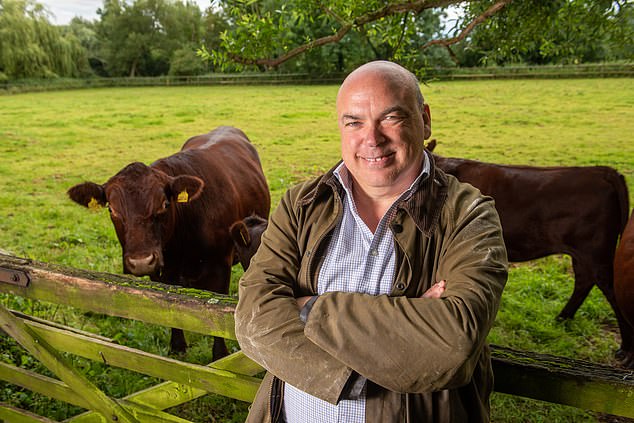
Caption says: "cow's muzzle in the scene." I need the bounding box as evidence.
[125,253,161,277]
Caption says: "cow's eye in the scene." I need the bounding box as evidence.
[157,199,170,214]
[108,205,119,218]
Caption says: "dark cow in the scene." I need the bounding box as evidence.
[229,214,268,271]
[427,141,631,359]
[615,211,634,368]
[68,126,270,360]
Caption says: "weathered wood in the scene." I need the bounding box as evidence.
[71,352,264,422]
[0,361,83,408]
[0,402,58,423]
[491,345,634,417]
[0,253,237,339]
[0,303,140,423]
[66,400,196,423]
[21,317,261,402]
[0,363,198,423]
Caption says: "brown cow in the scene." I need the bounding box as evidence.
[229,214,268,271]
[68,126,270,360]
[615,211,634,368]
[427,141,631,360]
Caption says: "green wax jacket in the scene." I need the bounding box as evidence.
[235,153,508,422]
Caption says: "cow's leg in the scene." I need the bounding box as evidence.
[208,262,232,362]
[170,328,187,354]
[212,336,229,361]
[598,292,633,362]
[616,324,634,365]
[591,262,634,363]
[557,256,594,320]
[622,352,634,369]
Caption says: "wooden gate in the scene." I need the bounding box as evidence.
[0,252,633,422]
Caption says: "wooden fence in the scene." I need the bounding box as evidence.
[2,63,633,94]
[0,252,633,422]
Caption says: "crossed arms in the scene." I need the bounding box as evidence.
[234,182,508,404]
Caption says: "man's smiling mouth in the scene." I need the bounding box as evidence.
[359,152,395,163]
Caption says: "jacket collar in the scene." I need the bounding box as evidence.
[298,151,448,236]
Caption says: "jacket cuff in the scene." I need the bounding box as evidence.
[339,371,367,401]
[299,296,318,323]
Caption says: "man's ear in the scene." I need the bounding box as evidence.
[169,175,204,204]
[68,182,106,209]
[423,103,432,140]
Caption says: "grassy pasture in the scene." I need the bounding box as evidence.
[0,78,633,422]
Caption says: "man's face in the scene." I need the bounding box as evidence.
[337,71,431,197]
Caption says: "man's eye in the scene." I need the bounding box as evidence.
[345,121,361,127]
[384,114,403,122]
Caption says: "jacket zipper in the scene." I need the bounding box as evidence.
[304,191,343,291]
[270,376,284,422]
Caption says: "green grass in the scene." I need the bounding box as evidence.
[0,79,633,422]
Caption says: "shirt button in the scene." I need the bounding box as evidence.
[370,249,378,257]
[396,282,406,290]
[392,223,403,233]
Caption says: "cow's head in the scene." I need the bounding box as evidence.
[229,214,268,271]
[68,162,204,278]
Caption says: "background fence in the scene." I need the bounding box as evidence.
[2,63,633,94]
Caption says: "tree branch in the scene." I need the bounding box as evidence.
[222,0,480,69]
[227,23,354,68]
[421,0,513,51]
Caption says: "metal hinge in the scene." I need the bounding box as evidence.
[0,267,30,287]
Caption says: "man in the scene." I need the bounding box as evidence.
[235,60,508,422]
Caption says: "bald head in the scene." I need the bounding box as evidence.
[337,61,424,110]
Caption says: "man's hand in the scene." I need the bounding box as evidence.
[423,280,446,298]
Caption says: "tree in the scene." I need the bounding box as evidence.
[457,0,634,66]
[64,17,104,75]
[96,0,206,77]
[201,0,632,72]
[200,0,507,72]
[0,0,90,79]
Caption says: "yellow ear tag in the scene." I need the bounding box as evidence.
[177,190,189,203]
[88,197,101,210]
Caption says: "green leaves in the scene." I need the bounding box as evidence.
[0,0,89,78]
[207,0,450,71]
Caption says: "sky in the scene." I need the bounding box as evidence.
[39,0,214,25]
[40,1,462,26]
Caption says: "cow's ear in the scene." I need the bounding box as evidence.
[68,182,106,209]
[230,221,251,247]
[169,175,204,204]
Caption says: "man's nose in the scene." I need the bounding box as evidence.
[364,124,386,147]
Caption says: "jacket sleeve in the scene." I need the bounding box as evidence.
[234,187,352,404]
[303,186,508,393]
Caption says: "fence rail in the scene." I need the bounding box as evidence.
[0,252,633,421]
[2,64,633,94]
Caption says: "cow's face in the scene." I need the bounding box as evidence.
[68,162,204,278]
[229,215,268,271]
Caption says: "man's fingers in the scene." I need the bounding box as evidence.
[422,280,446,298]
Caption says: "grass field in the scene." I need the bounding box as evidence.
[0,78,633,422]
